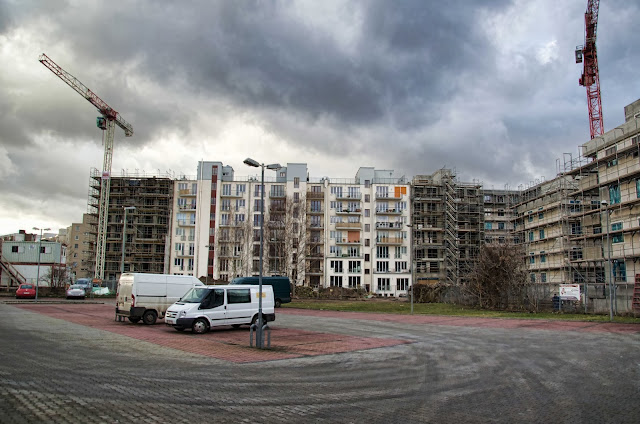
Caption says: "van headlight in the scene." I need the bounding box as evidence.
[179,310,187,317]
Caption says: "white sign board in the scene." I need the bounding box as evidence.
[559,284,580,301]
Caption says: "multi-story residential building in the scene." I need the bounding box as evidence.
[87,170,173,282]
[410,170,484,286]
[562,98,640,313]
[513,176,596,295]
[66,214,94,280]
[168,179,198,276]
[482,188,520,245]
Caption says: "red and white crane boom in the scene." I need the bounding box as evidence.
[39,53,133,281]
[575,0,604,139]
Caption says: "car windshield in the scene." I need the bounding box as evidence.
[20,285,33,289]
[179,287,210,303]
[69,285,83,289]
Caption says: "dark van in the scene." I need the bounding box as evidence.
[230,276,291,307]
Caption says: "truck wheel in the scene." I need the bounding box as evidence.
[128,317,141,323]
[275,298,282,308]
[142,310,157,325]
[192,318,209,334]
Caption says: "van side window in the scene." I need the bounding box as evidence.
[202,289,225,309]
[227,289,251,304]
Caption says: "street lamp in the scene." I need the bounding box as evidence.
[32,227,51,301]
[244,157,281,348]
[406,224,415,314]
[121,206,136,277]
[601,200,614,321]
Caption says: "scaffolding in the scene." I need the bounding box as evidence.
[87,169,174,282]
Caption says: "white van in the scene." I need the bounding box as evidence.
[116,273,204,325]
[165,284,275,334]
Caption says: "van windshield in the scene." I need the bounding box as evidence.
[179,287,210,303]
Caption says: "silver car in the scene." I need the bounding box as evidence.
[66,285,86,300]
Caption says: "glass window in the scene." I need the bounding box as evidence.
[227,289,251,304]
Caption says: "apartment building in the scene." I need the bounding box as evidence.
[562,99,640,312]
[410,170,484,286]
[65,214,94,280]
[482,189,520,244]
[87,170,173,282]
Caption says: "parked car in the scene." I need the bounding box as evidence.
[66,284,86,300]
[15,284,36,299]
[74,278,93,294]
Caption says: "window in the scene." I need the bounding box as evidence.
[74,244,78,248]
[348,276,361,288]
[540,273,547,283]
[294,177,300,188]
[529,231,534,241]
[540,252,546,263]
[377,246,389,258]
[377,278,390,291]
[612,222,624,243]
[485,222,493,230]
[365,194,370,202]
[330,260,343,273]
[609,184,621,205]
[530,273,536,283]
[538,212,544,220]
[396,278,409,291]
[539,229,545,239]
[11,246,18,253]
[498,222,505,230]
[227,289,251,304]
[530,254,535,264]
[330,276,343,287]
[395,261,407,272]
[376,261,389,272]
[613,261,626,282]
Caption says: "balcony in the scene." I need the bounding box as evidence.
[376,237,404,245]
[376,208,403,215]
[336,208,361,215]
[375,222,403,229]
[307,191,324,199]
[307,208,324,214]
[308,222,324,229]
[335,193,362,200]
[269,191,286,199]
[336,222,362,229]
[177,203,196,211]
[335,239,361,245]
[376,193,403,200]
[177,220,196,227]
[179,189,197,197]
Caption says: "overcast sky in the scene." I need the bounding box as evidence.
[1,0,638,236]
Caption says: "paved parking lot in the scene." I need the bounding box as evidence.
[2,300,640,423]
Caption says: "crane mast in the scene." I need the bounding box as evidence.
[39,53,133,281]
[575,0,604,139]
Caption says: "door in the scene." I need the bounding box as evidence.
[225,288,254,325]
[201,289,227,327]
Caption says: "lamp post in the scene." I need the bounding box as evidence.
[32,227,50,301]
[601,200,614,321]
[121,206,136,277]
[406,224,414,314]
[244,157,281,348]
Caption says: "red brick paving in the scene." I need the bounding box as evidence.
[14,303,410,363]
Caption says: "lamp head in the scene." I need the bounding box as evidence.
[601,200,608,206]
[243,158,260,168]
[266,163,282,170]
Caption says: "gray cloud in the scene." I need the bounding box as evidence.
[0,0,639,234]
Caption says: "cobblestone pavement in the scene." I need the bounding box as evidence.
[1,301,640,423]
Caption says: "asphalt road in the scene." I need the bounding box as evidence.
[1,301,639,423]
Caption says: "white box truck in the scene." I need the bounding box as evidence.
[165,284,275,334]
[115,273,204,325]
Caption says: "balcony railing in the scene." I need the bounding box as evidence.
[376,237,404,244]
[335,222,362,229]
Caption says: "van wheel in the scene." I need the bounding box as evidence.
[275,298,282,308]
[142,310,157,325]
[192,318,209,334]
[128,317,141,323]
[251,314,260,326]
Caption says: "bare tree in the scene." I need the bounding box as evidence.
[42,265,70,289]
[465,242,532,310]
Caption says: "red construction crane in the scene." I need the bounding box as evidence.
[39,53,133,281]
[575,0,604,139]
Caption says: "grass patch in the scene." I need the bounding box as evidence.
[282,299,640,324]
